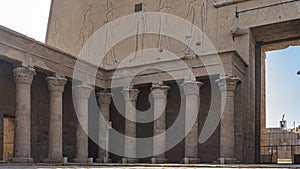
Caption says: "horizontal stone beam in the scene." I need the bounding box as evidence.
[0,26,245,89]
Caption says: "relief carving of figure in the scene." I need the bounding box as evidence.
[129,12,146,62]
[103,0,120,65]
[53,17,62,46]
[184,0,207,55]
[156,0,172,56]
[74,5,95,48]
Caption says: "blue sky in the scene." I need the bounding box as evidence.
[0,0,299,129]
[266,46,300,128]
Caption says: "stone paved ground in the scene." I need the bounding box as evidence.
[0,164,299,169]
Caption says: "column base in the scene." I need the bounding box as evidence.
[182,157,200,164]
[62,157,68,164]
[218,157,239,164]
[122,158,138,163]
[42,157,62,163]
[12,157,33,163]
[96,157,112,163]
[150,157,167,164]
[73,157,93,163]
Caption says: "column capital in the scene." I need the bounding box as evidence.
[151,84,170,99]
[181,80,203,96]
[46,76,67,93]
[216,75,241,93]
[97,91,112,105]
[13,67,36,85]
[72,84,93,100]
[122,87,140,102]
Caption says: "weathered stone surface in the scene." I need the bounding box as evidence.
[12,67,36,163]
[122,87,140,163]
[151,84,169,164]
[181,80,203,164]
[43,76,67,163]
[96,91,112,163]
[72,84,93,163]
[0,0,298,164]
[216,75,241,163]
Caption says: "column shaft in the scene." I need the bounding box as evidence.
[122,88,139,163]
[185,94,199,157]
[44,77,67,163]
[220,91,235,158]
[182,80,203,164]
[73,84,93,163]
[96,92,112,163]
[216,75,240,164]
[12,67,36,163]
[151,85,169,164]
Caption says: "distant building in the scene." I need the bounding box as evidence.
[262,119,300,163]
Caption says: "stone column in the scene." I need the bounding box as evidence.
[12,67,36,163]
[216,75,240,164]
[43,76,67,163]
[72,84,93,163]
[150,84,169,164]
[122,87,139,163]
[96,91,112,163]
[181,80,203,164]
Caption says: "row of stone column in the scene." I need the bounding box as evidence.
[11,66,116,163]
[11,66,240,164]
[72,84,113,163]
[119,81,203,164]
[11,67,68,163]
[119,76,240,164]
